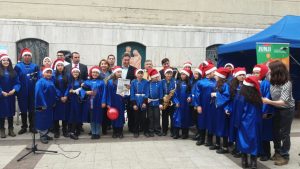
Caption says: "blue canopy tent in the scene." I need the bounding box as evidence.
[217,15,300,100]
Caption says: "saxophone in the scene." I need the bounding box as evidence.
[162,88,176,110]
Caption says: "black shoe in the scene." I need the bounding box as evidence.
[241,154,248,168]
[216,148,229,154]
[181,134,188,139]
[205,142,213,147]
[170,132,174,137]
[119,133,124,139]
[259,155,270,161]
[18,128,27,135]
[250,156,257,169]
[196,140,205,146]
[192,133,200,141]
[155,132,162,136]
[29,128,37,134]
[40,136,48,144]
[144,132,150,137]
[112,133,118,138]
[162,131,167,136]
[91,134,96,139]
[45,135,53,140]
[234,152,242,158]
[134,133,139,138]
[149,132,154,137]
[54,132,60,138]
[95,135,100,139]
[63,131,69,138]
[209,145,220,150]
[70,133,78,140]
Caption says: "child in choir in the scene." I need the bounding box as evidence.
[173,68,193,139]
[35,66,57,144]
[191,68,202,140]
[147,69,163,137]
[67,67,84,140]
[237,76,262,169]
[253,64,273,161]
[82,66,106,139]
[161,68,177,137]
[194,63,217,146]
[38,57,52,79]
[227,67,246,157]
[224,63,235,82]
[0,54,20,138]
[107,66,126,138]
[52,59,70,138]
[130,69,149,138]
[183,61,193,79]
[14,48,39,134]
[211,67,231,153]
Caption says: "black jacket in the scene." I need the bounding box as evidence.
[65,63,88,81]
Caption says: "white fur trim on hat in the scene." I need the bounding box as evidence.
[71,67,80,73]
[180,69,190,77]
[214,71,226,79]
[0,55,9,61]
[224,63,234,69]
[43,57,52,63]
[194,68,202,75]
[112,68,122,74]
[243,80,254,87]
[253,67,261,72]
[205,67,217,75]
[135,69,144,76]
[164,68,173,74]
[183,63,192,68]
[234,71,246,77]
[54,60,64,70]
[22,52,32,57]
[42,68,53,74]
[150,73,160,79]
[91,67,100,74]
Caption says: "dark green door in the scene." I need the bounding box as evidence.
[117,42,146,68]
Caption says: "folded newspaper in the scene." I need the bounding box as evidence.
[116,78,130,96]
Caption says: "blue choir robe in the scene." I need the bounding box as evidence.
[14,62,39,114]
[236,95,262,156]
[173,81,192,128]
[106,79,126,128]
[0,70,21,118]
[260,79,273,142]
[53,73,69,121]
[148,81,163,107]
[161,78,177,110]
[130,79,149,109]
[67,79,84,123]
[82,79,106,124]
[35,78,57,130]
[215,83,230,137]
[194,78,217,133]
[191,78,200,107]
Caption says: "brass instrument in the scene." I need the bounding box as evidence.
[162,88,176,110]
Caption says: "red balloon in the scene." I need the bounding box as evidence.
[107,107,119,120]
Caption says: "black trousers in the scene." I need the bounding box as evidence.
[133,107,146,133]
[147,106,160,132]
[126,100,134,132]
[53,120,68,133]
[0,117,13,129]
[216,136,229,147]
[162,106,174,132]
[21,112,34,129]
[272,107,294,159]
[261,141,271,157]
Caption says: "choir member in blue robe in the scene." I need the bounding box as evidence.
[211,67,231,153]
[161,68,177,137]
[194,63,217,146]
[107,66,126,138]
[253,64,273,161]
[173,68,193,139]
[0,54,21,138]
[226,67,246,157]
[191,68,202,140]
[82,66,106,139]
[38,57,52,79]
[14,48,39,134]
[237,76,262,169]
[67,67,84,140]
[52,59,70,138]
[35,67,57,144]
[130,69,149,138]
[224,63,235,82]
[147,68,163,137]
[98,59,112,135]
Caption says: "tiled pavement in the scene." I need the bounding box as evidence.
[1,119,300,169]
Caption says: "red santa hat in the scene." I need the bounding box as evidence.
[164,68,173,75]
[233,67,246,77]
[194,68,203,76]
[52,59,64,70]
[201,60,213,66]
[42,66,53,74]
[243,76,261,94]
[183,61,192,68]
[148,68,160,79]
[42,57,52,64]
[224,63,235,69]
[71,67,80,73]
[0,53,10,61]
[253,64,269,80]
[180,68,193,77]
[214,67,231,79]
[20,48,32,57]
[203,63,217,75]
[135,69,144,76]
[112,66,122,74]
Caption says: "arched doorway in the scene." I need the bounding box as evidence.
[16,38,49,66]
[206,44,222,65]
[117,42,146,69]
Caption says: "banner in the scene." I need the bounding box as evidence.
[256,43,290,69]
